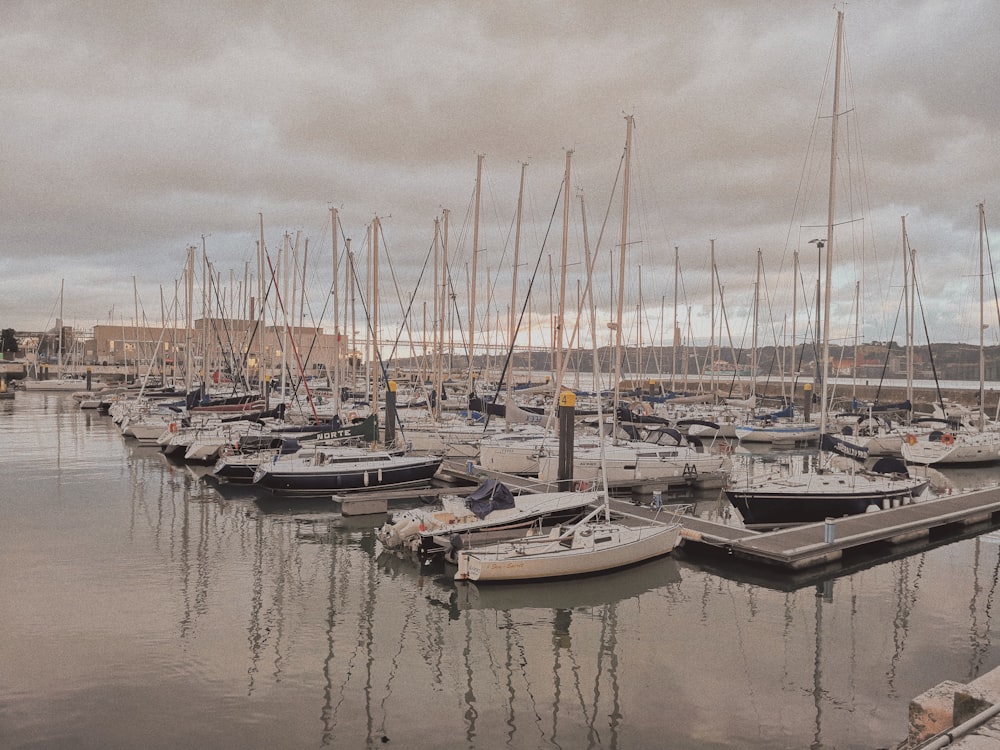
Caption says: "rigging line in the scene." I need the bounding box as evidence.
[378,236,439,439]
[985,209,1000,342]
[204,262,252,393]
[557,148,626,401]
[263,249,319,421]
[483,176,566,430]
[342,229,424,431]
[372,222,417,352]
[382,231,436,367]
[873,304,903,405]
[484,185,522,356]
[756,263,788,396]
[911,254,947,413]
[238,251,279,387]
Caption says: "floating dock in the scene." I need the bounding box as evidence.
[676,486,1000,570]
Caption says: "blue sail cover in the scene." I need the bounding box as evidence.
[464,479,517,519]
[754,404,794,421]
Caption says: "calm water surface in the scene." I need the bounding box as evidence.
[3,392,1000,749]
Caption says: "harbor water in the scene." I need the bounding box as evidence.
[4,392,1000,749]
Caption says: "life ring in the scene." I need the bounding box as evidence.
[348,411,359,421]
[941,433,955,446]
[168,422,178,433]
[904,433,917,446]
[573,480,590,492]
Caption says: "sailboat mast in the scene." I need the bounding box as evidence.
[506,162,527,424]
[819,9,844,437]
[556,150,572,387]
[672,246,679,393]
[57,278,64,376]
[902,215,913,407]
[331,207,341,416]
[752,250,761,397]
[442,209,452,377]
[709,239,716,389]
[185,246,195,390]
[979,202,986,430]
[258,213,266,393]
[371,217,380,421]
[612,115,634,443]
[432,216,441,418]
[792,249,798,384]
[468,154,483,399]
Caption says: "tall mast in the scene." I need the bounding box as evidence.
[432,216,442,418]
[819,8,844,438]
[792,249,798,385]
[978,202,986,430]
[185,246,195,390]
[331,207,341,415]
[612,114,634,444]
[506,162,527,426]
[752,250,761,398]
[371,217,380,420]
[258,213,265,392]
[556,150,572,387]
[442,208,452,377]
[709,239,716,390]
[57,278,64,375]
[468,154,483,398]
[347,238,356,390]
[902,215,913,407]
[279,232,289,399]
[672,246,679,393]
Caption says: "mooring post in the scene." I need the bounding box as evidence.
[824,517,835,543]
[557,390,576,491]
[384,380,397,447]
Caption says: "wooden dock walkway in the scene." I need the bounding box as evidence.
[677,486,1000,570]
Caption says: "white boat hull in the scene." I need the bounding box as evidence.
[454,521,681,582]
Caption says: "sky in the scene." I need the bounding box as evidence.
[3,0,999,353]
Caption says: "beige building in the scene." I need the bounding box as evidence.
[86,319,347,379]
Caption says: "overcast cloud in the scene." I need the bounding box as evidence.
[2,1,998,352]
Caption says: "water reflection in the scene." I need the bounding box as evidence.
[8,392,1000,748]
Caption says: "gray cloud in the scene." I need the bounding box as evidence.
[2,0,997,351]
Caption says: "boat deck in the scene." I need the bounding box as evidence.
[674,486,1000,570]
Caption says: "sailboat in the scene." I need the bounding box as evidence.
[453,117,684,582]
[724,10,928,528]
[23,280,105,392]
[453,501,682,582]
[733,250,819,445]
[901,203,1000,466]
[376,478,599,558]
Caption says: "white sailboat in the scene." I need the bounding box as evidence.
[901,203,1000,465]
[23,280,105,392]
[453,504,682,583]
[453,116,684,582]
[724,10,928,528]
[376,479,599,558]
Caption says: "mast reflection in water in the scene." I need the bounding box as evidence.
[3,392,1000,749]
